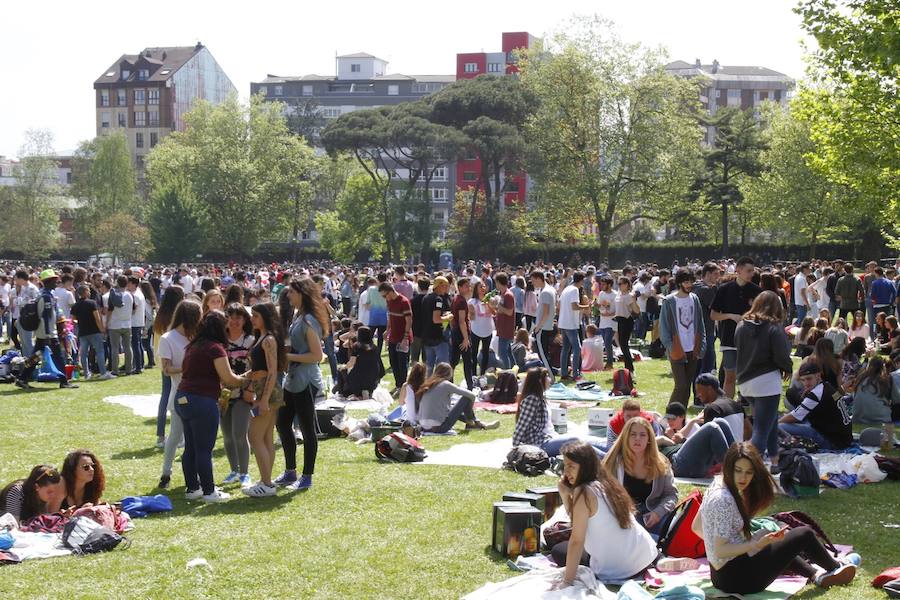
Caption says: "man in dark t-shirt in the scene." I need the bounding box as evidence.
[779,361,852,449]
[710,257,761,398]
[71,285,111,379]
[380,282,412,391]
[421,276,451,375]
[695,373,748,442]
[449,278,474,390]
[409,277,431,364]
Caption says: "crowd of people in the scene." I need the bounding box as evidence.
[2,255,899,592]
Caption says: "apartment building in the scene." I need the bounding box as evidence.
[93,43,235,172]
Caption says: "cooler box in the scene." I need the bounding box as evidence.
[492,503,542,558]
[588,407,615,437]
[526,486,562,522]
[550,405,568,434]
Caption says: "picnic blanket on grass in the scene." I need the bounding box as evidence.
[104,394,158,418]
[474,400,597,414]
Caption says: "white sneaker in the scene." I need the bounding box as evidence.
[185,488,203,500]
[201,489,231,503]
[241,482,277,497]
[100,372,116,380]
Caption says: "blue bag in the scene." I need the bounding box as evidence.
[35,346,65,382]
[119,495,174,518]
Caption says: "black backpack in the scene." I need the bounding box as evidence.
[487,370,518,404]
[771,449,820,497]
[62,516,128,554]
[108,287,124,309]
[648,338,666,359]
[18,299,40,332]
[504,445,551,477]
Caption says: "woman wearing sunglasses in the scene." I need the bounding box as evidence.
[0,465,66,525]
[61,450,106,509]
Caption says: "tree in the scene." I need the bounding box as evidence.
[519,16,703,262]
[147,184,204,263]
[283,97,326,145]
[446,188,531,257]
[71,131,138,247]
[94,212,151,263]
[0,130,61,257]
[696,107,766,256]
[314,173,385,262]
[146,95,318,257]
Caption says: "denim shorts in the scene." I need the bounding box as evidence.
[721,349,737,371]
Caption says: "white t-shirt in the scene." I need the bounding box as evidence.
[595,291,617,329]
[468,297,495,338]
[674,294,696,352]
[130,289,146,328]
[107,289,134,330]
[738,370,783,398]
[0,283,10,308]
[358,290,370,326]
[52,287,76,319]
[158,329,189,406]
[794,273,808,306]
[633,282,648,312]
[180,274,194,294]
[558,284,582,330]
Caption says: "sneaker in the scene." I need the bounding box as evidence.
[239,474,253,489]
[15,380,33,389]
[815,564,856,588]
[273,471,298,487]
[100,372,116,380]
[155,438,165,450]
[157,474,171,489]
[185,488,203,500]
[288,475,312,491]
[843,552,862,567]
[242,482,277,497]
[201,489,231,503]
[60,382,79,389]
[466,419,500,431]
[221,471,240,485]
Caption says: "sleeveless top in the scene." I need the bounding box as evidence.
[250,334,271,372]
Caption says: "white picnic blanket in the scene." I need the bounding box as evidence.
[463,566,617,600]
[103,394,159,418]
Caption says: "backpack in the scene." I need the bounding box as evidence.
[108,287,124,309]
[62,516,128,554]
[771,510,838,556]
[771,449,820,497]
[503,445,551,477]
[648,338,666,359]
[874,456,900,480]
[657,489,706,559]
[18,299,40,332]
[488,370,518,404]
[375,432,427,463]
[611,368,635,396]
[315,406,346,439]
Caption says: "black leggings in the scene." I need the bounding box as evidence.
[471,333,491,376]
[615,316,635,373]
[450,329,475,390]
[711,526,841,594]
[276,386,319,475]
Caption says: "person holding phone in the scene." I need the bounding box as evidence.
[692,443,858,593]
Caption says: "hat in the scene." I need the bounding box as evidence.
[695,373,721,390]
[858,427,883,447]
[665,402,686,419]
[798,361,821,377]
[39,269,58,281]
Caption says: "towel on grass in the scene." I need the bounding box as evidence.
[463,566,616,600]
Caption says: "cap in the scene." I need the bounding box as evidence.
[39,269,58,281]
[695,373,721,390]
[858,427,883,447]
[798,361,821,377]
[665,402,686,419]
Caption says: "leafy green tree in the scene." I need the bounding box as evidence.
[147,184,204,263]
[94,212,152,263]
[519,16,703,262]
[314,173,385,262]
[283,97,326,145]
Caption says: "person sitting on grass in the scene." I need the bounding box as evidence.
[851,355,899,448]
[656,401,736,479]
[333,326,384,398]
[0,465,66,525]
[399,362,426,424]
[580,324,606,373]
[602,417,677,535]
[415,362,498,433]
[512,367,607,457]
[61,450,105,509]
[778,360,852,451]
[606,398,661,446]
[692,443,858,594]
[550,441,658,589]
[511,328,536,371]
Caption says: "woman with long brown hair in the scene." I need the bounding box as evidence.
[550,441,657,589]
[0,465,65,524]
[274,279,330,492]
[735,291,793,464]
[153,285,185,448]
[61,449,106,508]
[415,362,497,433]
[693,443,857,593]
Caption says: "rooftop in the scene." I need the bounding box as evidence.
[337,52,388,61]
[257,73,455,84]
[665,60,792,80]
[94,44,205,86]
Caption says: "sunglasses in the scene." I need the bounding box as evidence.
[81,463,96,472]
[35,467,59,482]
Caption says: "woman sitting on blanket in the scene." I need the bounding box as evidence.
[399,362,426,424]
[602,417,677,535]
[61,449,105,508]
[693,442,857,594]
[0,465,66,525]
[333,326,383,398]
[550,441,658,589]
[580,324,606,372]
[512,367,607,457]
[415,362,498,433]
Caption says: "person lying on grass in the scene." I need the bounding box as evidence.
[692,442,858,594]
[656,402,735,479]
[549,441,658,589]
[0,465,66,525]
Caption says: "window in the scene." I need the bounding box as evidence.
[433,211,445,223]
[487,63,503,73]
[134,89,145,104]
[715,89,721,98]
[463,171,478,182]
[117,89,126,105]
[138,69,149,81]
[351,63,361,72]
[121,69,131,80]
[258,86,267,96]
[100,90,109,106]
[321,107,341,118]
[148,110,159,126]
[387,84,399,96]
[274,85,283,96]
[431,188,448,201]
[464,62,479,73]
[134,111,146,127]
[150,132,158,148]
[412,82,445,93]
[135,132,144,148]
[302,85,313,96]
[505,181,520,193]
[148,89,159,105]
[100,112,110,128]
[727,89,741,98]
[506,51,517,63]
[432,166,447,181]
[117,113,126,127]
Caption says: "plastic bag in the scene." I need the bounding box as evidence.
[847,454,887,483]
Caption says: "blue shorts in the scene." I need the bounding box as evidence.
[721,349,737,371]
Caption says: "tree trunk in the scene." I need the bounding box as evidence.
[721,197,729,257]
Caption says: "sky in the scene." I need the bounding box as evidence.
[0,0,814,158]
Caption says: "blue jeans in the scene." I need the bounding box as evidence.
[746,394,781,460]
[131,326,144,371]
[699,330,717,375]
[428,395,476,433]
[598,327,614,367]
[865,298,876,340]
[324,332,338,379]
[497,337,515,370]
[541,434,606,458]
[16,319,34,357]
[560,328,582,378]
[78,333,107,377]
[424,341,449,375]
[157,373,172,438]
[793,304,808,327]
[778,421,834,450]
[671,418,735,478]
[173,392,220,495]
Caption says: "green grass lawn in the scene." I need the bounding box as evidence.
[0,353,897,599]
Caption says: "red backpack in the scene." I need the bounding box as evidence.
[657,489,706,559]
[611,368,635,396]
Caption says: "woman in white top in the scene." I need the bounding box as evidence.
[157,299,201,489]
[849,310,870,340]
[468,281,495,376]
[523,280,538,332]
[693,443,857,594]
[551,441,657,588]
[400,362,426,423]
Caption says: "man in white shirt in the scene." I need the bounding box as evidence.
[11,270,39,356]
[594,276,618,371]
[793,263,810,326]
[530,270,557,379]
[178,267,194,294]
[558,271,589,380]
[127,277,146,374]
[52,273,76,320]
[106,275,134,374]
